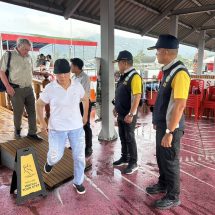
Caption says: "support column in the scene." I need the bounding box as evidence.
[6,40,9,51]
[0,34,3,58]
[169,15,178,37]
[99,0,117,141]
[213,56,215,73]
[197,30,206,75]
[0,34,6,107]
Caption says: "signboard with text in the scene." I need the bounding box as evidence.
[10,147,47,204]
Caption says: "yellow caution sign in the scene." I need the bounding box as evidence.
[10,146,47,204]
[20,154,42,196]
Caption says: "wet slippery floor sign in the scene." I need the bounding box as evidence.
[20,154,42,196]
[10,147,47,204]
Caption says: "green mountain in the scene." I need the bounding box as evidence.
[40,34,196,62]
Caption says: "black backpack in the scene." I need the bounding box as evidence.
[0,51,12,92]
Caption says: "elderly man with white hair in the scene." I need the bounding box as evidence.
[0,38,42,140]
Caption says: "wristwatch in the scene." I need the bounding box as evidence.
[128,112,134,117]
[166,128,174,135]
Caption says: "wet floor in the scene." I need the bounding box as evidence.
[0,109,215,215]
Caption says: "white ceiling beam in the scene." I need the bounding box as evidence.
[0,0,63,13]
[200,25,215,30]
[191,0,211,15]
[179,12,215,41]
[205,36,215,44]
[172,4,215,15]
[125,0,160,14]
[64,0,84,20]
[140,0,182,36]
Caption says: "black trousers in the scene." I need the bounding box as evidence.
[156,127,184,199]
[80,101,92,149]
[117,115,137,164]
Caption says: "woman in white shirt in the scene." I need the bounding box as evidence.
[36,59,89,194]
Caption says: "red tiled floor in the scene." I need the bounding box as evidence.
[0,109,215,215]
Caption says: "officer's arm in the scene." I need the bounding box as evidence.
[130,74,142,114]
[168,71,190,131]
[130,94,141,114]
[167,99,187,132]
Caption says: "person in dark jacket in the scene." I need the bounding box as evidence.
[113,50,142,174]
[146,34,190,210]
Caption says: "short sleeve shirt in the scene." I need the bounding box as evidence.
[171,70,190,99]
[131,74,142,95]
[39,80,85,130]
[72,71,90,97]
[0,49,33,87]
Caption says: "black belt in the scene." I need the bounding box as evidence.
[10,83,20,88]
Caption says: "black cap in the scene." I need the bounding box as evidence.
[113,50,133,63]
[53,59,70,74]
[147,34,179,50]
[70,58,84,70]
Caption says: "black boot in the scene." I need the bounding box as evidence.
[85,147,93,157]
[146,183,167,194]
[113,157,129,166]
[14,129,21,138]
[27,134,43,141]
[154,195,180,210]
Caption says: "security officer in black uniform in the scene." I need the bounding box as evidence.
[112,50,142,174]
[146,35,190,209]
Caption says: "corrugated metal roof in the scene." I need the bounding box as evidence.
[1,0,215,51]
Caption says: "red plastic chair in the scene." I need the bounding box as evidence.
[146,90,158,106]
[186,79,204,122]
[201,86,215,119]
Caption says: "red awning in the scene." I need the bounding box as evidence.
[1,33,97,47]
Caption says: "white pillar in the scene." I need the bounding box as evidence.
[213,55,215,73]
[197,30,206,75]
[0,34,3,58]
[6,40,9,51]
[99,0,117,141]
[53,44,56,61]
[169,15,178,37]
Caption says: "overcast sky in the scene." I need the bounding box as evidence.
[0,2,155,41]
[0,1,205,59]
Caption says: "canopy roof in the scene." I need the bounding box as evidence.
[1,0,215,51]
[0,32,98,51]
